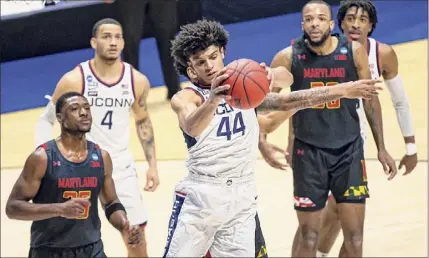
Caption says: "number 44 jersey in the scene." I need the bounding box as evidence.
[182,84,260,179]
[80,60,135,159]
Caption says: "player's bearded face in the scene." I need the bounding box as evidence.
[188,46,225,86]
[341,7,373,42]
[302,4,333,47]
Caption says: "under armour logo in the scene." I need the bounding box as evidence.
[297,149,304,155]
[297,54,306,60]
[53,161,61,166]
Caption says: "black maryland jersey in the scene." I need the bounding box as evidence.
[290,34,360,148]
[30,140,105,248]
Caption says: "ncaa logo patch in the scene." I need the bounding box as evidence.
[92,153,99,161]
[86,75,93,82]
[340,47,348,54]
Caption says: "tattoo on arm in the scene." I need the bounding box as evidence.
[136,92,156,165]
[257,88,342,111]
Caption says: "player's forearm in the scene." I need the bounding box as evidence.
[6,200,61,221]
[109,210,128,231]
[182,100,219,137]
[258,86,344,112]
[363,97,386,151]
[136,117,157,168]
[258,110,296,134]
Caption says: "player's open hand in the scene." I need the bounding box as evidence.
[144,167,159,192]
[260,63,293,91]
[259,141,289,170]
[59,198,91,219]
[209,68,231,103]
[399,153,418,175]
[378,149,397,180]
[343,79,383,99]
[120,219,141,247]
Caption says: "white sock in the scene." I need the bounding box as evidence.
[317,251,329,257]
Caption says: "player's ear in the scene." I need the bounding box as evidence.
[329,20,335,32]
[301,21,304,31]
[220,47,225,59]
[90,37,96,49]
[56,113,63,124]
[187,66,198,82]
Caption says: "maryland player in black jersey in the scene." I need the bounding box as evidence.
[5,92,140,258]
[259,0,397,257]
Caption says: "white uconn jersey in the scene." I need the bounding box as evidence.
[183,84,260,178]
[357,38,381,141]
[80,60,135,158]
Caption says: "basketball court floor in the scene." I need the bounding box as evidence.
[1,39,427,257]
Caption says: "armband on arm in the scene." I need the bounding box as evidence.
[105,202,126,221]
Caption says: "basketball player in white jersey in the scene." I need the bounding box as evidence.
[34,18,159,257]
[162,19,382,257]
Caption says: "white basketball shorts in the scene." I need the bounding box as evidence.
[111,152,148,227]
[163,173,258,257]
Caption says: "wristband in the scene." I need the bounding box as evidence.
[105,202,126,220]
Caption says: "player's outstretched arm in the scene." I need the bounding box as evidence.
[6,148,64,221]
[131,71,158,177]
[34,68,82,147]
[257,78,381,112]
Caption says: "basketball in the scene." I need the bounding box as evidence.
[223,59,270,109]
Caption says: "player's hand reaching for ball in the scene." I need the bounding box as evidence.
[59,198,91,219]
[342,79,383,99]
[120,218,141,247]
[259,63,293,90]
[209,68,231,103]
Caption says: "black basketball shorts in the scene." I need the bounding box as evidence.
[292,136,369,211]
[29,240,106,258]
[255,212,268,258]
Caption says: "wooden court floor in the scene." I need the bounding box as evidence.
[1,39,427,257]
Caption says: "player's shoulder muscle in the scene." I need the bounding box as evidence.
[24,147,48,179]
[131,68,151,101]
[170,88,202,115]
[51,67,83,104]
[271,46,293,71]
[377,42,398,78]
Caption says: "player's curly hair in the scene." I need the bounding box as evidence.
[337,0,378,36]
[170,19,229,78]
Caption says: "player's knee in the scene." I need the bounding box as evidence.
[300,226,319,251]
[344,231,363,251]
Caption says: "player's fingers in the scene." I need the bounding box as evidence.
[213,73,230,86]
[388,165,397,180]
[74,198,91,206]
[215,84,231,93]
[272,145,284,153]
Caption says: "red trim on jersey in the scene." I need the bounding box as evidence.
[95,144,101,150]
[184,88,205,103]
[130,65,137,100]
[89,59,125,87]
[375,41,382,77]
[39,143,48,150]
[78,64,85,94]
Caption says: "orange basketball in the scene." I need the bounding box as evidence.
[223,59,270,109]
